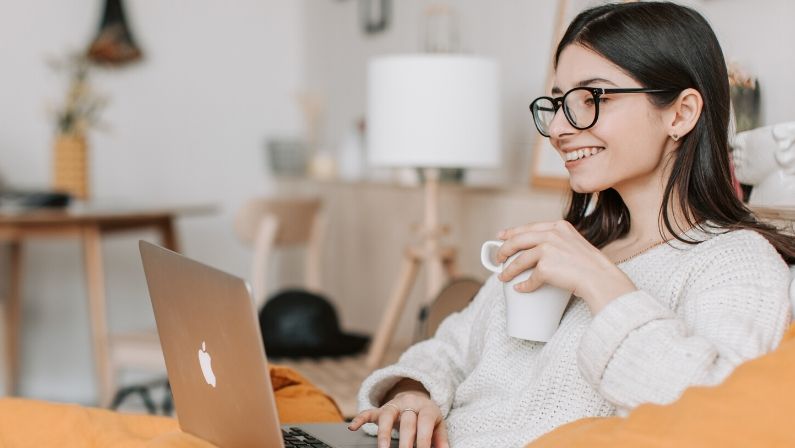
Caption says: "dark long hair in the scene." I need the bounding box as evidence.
[556,1,795,264]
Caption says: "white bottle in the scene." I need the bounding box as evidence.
[337,121,365,182]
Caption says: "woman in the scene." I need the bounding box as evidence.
[348,2,795,448]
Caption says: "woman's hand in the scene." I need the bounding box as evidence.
[347,390,449,448]
[495,219,637,313]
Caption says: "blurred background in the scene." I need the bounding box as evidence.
[0,0,792,411]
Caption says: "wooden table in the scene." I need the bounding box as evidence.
[0,202,213,406]
[751,205,795,223]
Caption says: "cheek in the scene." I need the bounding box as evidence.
[595,109,666,168]
[566,115,667,192]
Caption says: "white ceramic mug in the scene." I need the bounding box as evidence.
[480,240,572,342]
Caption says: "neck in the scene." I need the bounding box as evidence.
[613,163,693,245]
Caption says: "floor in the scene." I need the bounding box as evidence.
[271,346,407,419]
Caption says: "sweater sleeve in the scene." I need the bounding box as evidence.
[577,230,793,414]
[357,274,500,419]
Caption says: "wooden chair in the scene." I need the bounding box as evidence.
[414,277,482,343]
[233,197,326,308]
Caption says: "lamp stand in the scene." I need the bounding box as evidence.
[366,168,459,369]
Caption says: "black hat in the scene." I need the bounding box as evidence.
[259,289,370,358]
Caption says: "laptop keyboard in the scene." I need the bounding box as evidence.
[282,427,332,447]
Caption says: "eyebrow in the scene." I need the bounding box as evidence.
[551,77,618,95]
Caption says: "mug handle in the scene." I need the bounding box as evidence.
[480,240,503,274]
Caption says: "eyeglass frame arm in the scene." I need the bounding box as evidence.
[529,87,676,137]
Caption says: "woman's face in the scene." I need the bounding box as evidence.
[550,44,673,193]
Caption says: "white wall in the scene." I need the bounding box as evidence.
[695,0,795,125]
[303,0,561,186]
[303,0,795,186]
[0,0,305,403]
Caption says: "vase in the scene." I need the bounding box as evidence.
[53,133,90,199]
[730,81,760,134]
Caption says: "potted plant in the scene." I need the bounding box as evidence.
[48,53,108,199]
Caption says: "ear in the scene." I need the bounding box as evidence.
[664,88,703,142]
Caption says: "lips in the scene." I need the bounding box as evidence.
[563,147,605,162]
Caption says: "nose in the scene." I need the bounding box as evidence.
[547,107,578,140]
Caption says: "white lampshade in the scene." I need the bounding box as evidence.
[367,54,501,169]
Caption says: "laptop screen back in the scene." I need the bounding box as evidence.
[139,241,283,448]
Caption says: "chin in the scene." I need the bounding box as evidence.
[568,177,603,194]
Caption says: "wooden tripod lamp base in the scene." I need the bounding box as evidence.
[365,170,459,369]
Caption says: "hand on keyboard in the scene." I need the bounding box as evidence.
[347,389,449,448]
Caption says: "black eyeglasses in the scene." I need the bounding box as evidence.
[529,87,675,137]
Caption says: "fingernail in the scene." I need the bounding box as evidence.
[514,284,523,292]
[496,230,505,238]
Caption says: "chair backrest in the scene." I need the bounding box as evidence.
[234,197,326,309]
[415,277,483,342]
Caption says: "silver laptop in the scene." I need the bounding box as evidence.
[139,241,396,448]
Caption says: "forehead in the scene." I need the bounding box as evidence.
[553,44,638,91]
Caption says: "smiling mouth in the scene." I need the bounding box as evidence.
[563,147,606,162]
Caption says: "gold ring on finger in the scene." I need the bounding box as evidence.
[401,407,419,416]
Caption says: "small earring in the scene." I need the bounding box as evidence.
[672,133,679,141]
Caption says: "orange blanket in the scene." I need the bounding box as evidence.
[6,323,795,448]
[529,323,795,448]
[0,365,343,448]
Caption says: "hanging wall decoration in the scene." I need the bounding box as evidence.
[361,0,390,34]
[87,0,143,65]
[336,0,391,35]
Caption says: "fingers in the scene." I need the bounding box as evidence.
[350,398,445,448]
[377,407,399,448]
[430,421,450,448]
[398,410,418,448]
[348,407,400,448]
[414,408,438,448]
[498,247,541,284]
[495,232,544,264]
[515,261,547,293]
[496,220,561,240]
[347,409,375,431]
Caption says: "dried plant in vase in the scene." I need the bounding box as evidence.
[47,53,109,199]
[728,61,760,134]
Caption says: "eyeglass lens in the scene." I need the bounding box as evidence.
[532,89,598,136]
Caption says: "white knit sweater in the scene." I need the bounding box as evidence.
[358,224,793,448]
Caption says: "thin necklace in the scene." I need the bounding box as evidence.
[611,224,699,265]
[612,238,672,265]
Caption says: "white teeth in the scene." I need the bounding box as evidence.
[565,147,604,161]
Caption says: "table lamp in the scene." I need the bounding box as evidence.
[365,54,500,367]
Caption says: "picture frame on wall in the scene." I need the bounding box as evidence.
[529,0,638,190]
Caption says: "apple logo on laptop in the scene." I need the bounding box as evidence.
[198,341,216,388]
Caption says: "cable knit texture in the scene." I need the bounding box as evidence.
[357,224,793,448]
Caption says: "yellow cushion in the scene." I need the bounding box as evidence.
[0,364,343,447]
[529,323,795,448]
